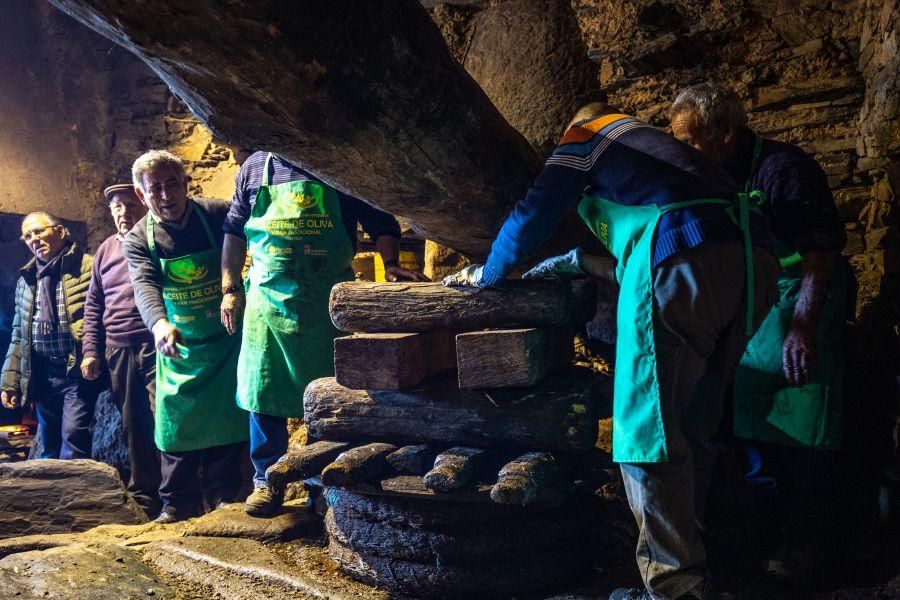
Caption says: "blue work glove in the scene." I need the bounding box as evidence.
[442,264,486,288]
[522,248,585,280]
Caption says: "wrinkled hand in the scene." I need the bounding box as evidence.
[523,248,584,280]
[152,319,184,358]
[385,265,431,282]
[442,264,486,288]
[220,291,245,335]
[783,324,817,386]
[1,389,21,410]
[80,357,100,380]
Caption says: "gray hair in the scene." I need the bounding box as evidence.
[23,211,69,237]
[670,82,747,138]
[131,150,186,191]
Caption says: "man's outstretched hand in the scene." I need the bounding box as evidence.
[385,264,430,282]
[442,264,486,288]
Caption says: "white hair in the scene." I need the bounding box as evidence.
[671,82,747,138]
[131,150,186,191]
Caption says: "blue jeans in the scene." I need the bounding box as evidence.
[249,412,289,488]
[31,354,102,459]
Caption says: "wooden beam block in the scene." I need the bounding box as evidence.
[456,327,573,388]
[321,443,397,487]
[265,440,350,491]
[329,280,589,333]
[333,330,455,390]
[490,452,558,506]
[423,447,487,492]
[304,369,610,452]
[386,445,437,476]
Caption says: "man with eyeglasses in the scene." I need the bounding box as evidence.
[1,212,102,459]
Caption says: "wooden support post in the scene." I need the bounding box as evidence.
[265,440,350,490]
[321,443,397,487]
[456,327,573,388]
[334,330,455,390]
[330,281,589,333]
[490,452,558,506]
[423,447,488,492]
[304,370,610,452]
[386,445,437,476]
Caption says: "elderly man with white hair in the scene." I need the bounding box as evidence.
[123,150,248,523]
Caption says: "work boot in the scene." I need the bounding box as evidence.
[244,484,283,517]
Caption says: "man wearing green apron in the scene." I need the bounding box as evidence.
[671,83,851,579]
[123,150,249,523]
[220,151,427,516]
[445,104,780,600]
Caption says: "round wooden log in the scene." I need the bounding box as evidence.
[47,0,542,258]
[265,441,350,491]
[304,370,610,452]
[423,447,487,492]
[490,451,559,506]
[329,280,584,333]
[320,443,396,487]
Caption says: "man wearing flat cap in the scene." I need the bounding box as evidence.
[81,183,162,516]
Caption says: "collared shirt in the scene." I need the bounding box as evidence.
[31,282,74,358]
[223,152,401,247]
[482,114,771,285]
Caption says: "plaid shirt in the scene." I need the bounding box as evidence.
[31,282,75,358]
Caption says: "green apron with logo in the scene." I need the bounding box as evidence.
[237,154,355,417]
[148,204,249,452]
[579,192,762,462]
[733,135,847,448]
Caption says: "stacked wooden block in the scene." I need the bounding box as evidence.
[268,280,611,599]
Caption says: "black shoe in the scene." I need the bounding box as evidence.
[152,509,181,524]
[214,499,238,510]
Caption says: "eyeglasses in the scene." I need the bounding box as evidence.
[20,225,57,243]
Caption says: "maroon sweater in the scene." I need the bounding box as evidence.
[82,235,153,358]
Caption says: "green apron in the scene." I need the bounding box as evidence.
[733,135,847,448]
[237,153,355,417]
[149,204,249,452]
[579,193,762,463]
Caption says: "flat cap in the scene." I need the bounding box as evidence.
[103,183,136,201]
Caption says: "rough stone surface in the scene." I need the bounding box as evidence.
[0,459,146,539]
[0,542,175,599]
[183,503,320,544]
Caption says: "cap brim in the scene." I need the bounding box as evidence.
[103,183,136,201]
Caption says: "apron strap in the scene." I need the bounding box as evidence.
[262,153,274,188]
[744,134,764,194]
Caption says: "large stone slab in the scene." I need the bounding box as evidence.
[0,459,146,539]
[183,502,320,543]
[0,542,175,599]
[143,536,385,600]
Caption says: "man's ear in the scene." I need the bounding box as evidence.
[723,124,737,145]
[134,185,148,207]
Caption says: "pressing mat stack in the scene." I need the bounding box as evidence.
[268,280,612,599]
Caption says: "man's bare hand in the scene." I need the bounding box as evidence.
[80,357,101,380]
[783,323,817,386]
[1,389,21,409]
[220,291,245,335]
[152,319,183,358]
[385,265,430,282]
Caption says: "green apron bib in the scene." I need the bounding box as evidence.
[733,135,847,448]
[149,203,249,452]
[579,192,762,463]
[237,153,355,417]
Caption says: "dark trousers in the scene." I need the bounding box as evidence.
[106,342,162,515]
[31,354,102,459]
[159,442,245,516]
[249,412,289,487]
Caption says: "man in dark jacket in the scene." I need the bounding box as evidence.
[1,212,103,459]
[81,183,161,516]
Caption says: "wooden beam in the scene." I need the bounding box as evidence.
[330,280,588,333]
[456,327,573,388]
[490,452,558,506]
[304,369,610,452]
[333,330,455,390]
[386,445,437,476]
[265,441,350,491]
[423,447,487,492]
[321,443,397,487]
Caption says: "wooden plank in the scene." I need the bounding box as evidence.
[321,443,397,487]
[386,445,437,476]
[490,452,558,506]
[265,440,350,491]
[329,280,589,333]
[304,369,610,452]
[423,447,487,492]
[333,330,455,390]
[456,327,573,388]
